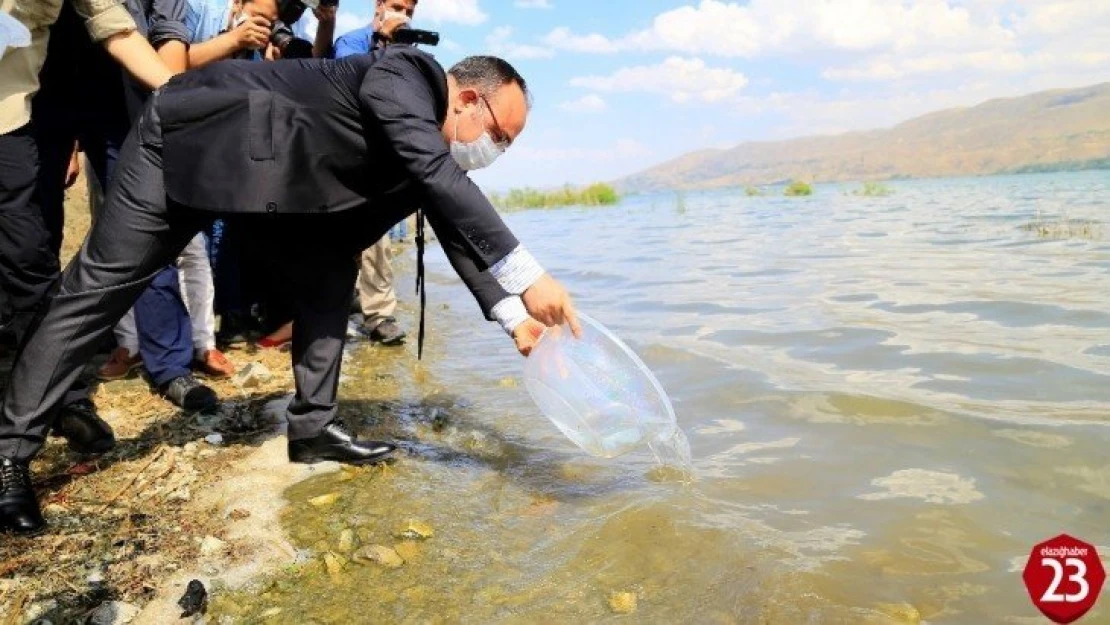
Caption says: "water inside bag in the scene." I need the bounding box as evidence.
[522,313,691,471]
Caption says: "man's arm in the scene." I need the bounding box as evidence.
[72,0,174,88]
[149,0,191,72]
[312,5,336,58]
[187,15,269,67]
[424,210,526,334]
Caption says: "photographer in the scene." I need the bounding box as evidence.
[185,0,335,66]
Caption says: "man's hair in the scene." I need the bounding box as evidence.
[448,56,531,107]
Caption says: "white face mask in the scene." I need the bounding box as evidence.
[377,9,410,29]
[450,106,505,171]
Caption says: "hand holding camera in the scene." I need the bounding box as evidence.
[233,14,272,51]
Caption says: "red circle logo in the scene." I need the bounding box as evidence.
[1022,534,1105,624]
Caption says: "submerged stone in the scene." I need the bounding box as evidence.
[396,519,435,540]
[354,545,404,569]
[309,492,340,508]
[394,540,421,562]
[608,591,638,614]
[873,603,922,623]
[337,529,356,553]
[323,552,346,579]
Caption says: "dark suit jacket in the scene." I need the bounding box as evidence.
[156,47,516,319]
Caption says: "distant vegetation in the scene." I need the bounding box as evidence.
[784,180,813,196]
[1021,218,1102,241]
[852,182,894,197]
[1005,158,1110,174]
[488,183,620,211]
[744,186,765,196]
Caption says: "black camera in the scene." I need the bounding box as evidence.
[391,24,439,46]
[270,21,314,58]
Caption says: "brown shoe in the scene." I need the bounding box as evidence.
[97,347,142,381]
[195,348,236,378]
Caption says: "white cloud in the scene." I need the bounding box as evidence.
[559,94,607,113]
[514,0,552,8]
[420,0,488,26]
[485,26,554,60]
[570,57,748,103]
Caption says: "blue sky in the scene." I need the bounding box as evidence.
[299,0,1110,191]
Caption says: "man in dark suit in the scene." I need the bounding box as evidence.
[0,47,578,533]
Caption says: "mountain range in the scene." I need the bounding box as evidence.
[617,83,1110,192]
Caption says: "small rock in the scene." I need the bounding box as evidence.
[260,607,282,618]
[23,599,57,622]
[177,579,208,618]
[608,591,637,614]
[87,601,141,625]
[199,535,227,556]
[323,552,346,579]
[395,520,434,540]
[353,545,404,569]
[204,433,224,446]
[87,571,104,585]
[309,492,340,508]
[337,529,356,553]
[228,508,251,521]
[874,603,922,624]
[168,487,191,502]
[233,362,273,389]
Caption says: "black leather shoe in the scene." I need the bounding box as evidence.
[52,399,116,455]
[288,423,397,466]
[160,374,219,412]
[0,457,45,534]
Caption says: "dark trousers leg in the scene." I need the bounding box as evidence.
[0,126,60,337]
[282,250,359,441]
[133,266,193,387]
[86,124,196,387]
[0,117,202,462]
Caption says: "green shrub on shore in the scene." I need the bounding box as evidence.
[853,181,894,196]
[488,183,620,211]
[784,180,813,196]
[745,186,764,196]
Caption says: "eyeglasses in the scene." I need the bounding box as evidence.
[479,94,511,149]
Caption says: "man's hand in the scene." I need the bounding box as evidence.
[377,14,410,42]
[64,148,81,189]
[512,317,546,357]
[233,14,271,51]
[313,5,337,23]
[521,274,581,338]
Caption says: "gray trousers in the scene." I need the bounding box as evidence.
[0,101,359,462]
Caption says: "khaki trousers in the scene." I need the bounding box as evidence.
[357,234,396,328]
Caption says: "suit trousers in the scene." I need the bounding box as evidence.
[0,105,363,462]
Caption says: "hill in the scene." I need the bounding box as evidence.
[618,83,1110,192]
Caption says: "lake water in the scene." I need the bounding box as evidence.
[215,172,1109,623]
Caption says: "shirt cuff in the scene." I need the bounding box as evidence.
[489,245,545,295]
[491,297,529,336]
[83,4,137,42]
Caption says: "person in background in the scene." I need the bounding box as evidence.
[0,0,175,531]
[334,0,416,346]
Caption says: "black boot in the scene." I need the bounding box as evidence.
[52,399,116,455]
[0,457,45,534]
[288,422,396,466]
